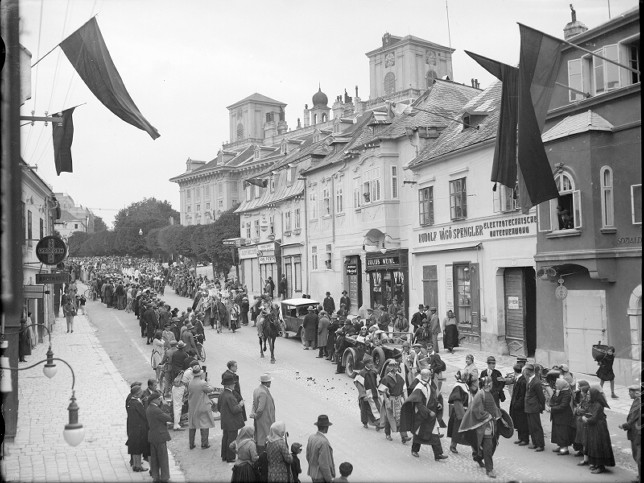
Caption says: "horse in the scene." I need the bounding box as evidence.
[257,308,281,363]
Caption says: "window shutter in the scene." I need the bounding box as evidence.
[537,201,552,232]
[573,190,582,228]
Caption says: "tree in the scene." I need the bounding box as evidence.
[199,207,241,278]
[67,231,92,256]
[113,198,179,234]
[93,216,108,232]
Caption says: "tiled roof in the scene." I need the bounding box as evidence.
[407,80,502,168]
[235,179,304,214]
[378,80,481,140]
[227,93,286,109]
[542,110,613,143]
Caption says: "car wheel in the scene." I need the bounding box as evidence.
[372,347,386,371]
[345,350,356,378]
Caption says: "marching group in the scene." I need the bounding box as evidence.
[65,256,640,482]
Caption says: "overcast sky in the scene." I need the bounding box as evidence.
[18,0,638,228]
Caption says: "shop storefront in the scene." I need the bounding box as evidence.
[238,246,259,295]
[365,249,409,318]
[239,242,281,297]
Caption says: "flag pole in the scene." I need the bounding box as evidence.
[518,23,640,75]
[31,15,99,68]
[554,82,591,98]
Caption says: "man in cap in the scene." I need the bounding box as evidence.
[428,307,441,353]
[379,362,411,444]
[480,356,507,408]
[413,318,432,348]
[619,384,641,481]
[250,373,276,453]
[306,415,335,483]
[340,290,351,314]
[323,291,336,316]
[218,372,245,462]
[143,302,159,345]
[302,305,319,350]
[354,355,382,430]
[523,363,545,452]
[146,391,172,483]
[160,341,178,399]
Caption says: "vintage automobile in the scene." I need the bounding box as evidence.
[340,330,409,378]
[279,298,321,339]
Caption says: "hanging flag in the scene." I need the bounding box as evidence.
[246,177,268,188]
[465,51,519,190]
[517,23,562,211]
[52,107,76,175]
[59,17,160,140]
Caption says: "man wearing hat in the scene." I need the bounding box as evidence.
[619,384,641,481]
[181,321,198,355]
[523,363,546,452]
[250,374,276,453]
[146,391,172,483]
[509,363,529,446]
[143,302,159,345]
[340,290,351,314]
[428,307,441,353]
[480,356,507,408]
[126,385,150,472]
[354,355,382,430]
[323,291,336,316]
[413,318,432,349]
[306,415,335,482]
[218,372,246,462]
[170,342,189,431]
[302,305,319,350]
[278,274,288,299]
[411,304,427,333]
[326,314,340,362]
[187,364,215,449]
[317,310,330,359]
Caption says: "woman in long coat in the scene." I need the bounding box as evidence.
[266,421,293,482]
[573,380,591,460]
[231,426,259,482]
[317,311,330,358]
[582,386,615,474]
[549,379,576,455]
[447,382,472,453]
[187,369,216,449]
[126,386,150,471]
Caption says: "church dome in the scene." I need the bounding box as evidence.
[312,87,328,107]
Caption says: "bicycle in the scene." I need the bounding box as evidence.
[83,287,97,301]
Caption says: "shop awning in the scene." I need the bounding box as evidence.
[412,242,482,255]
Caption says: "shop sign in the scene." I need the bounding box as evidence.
[238,247,258,260]
[366,256,400,267]
[418,215,537,246]
[259,256,277,264]
[346,264,358,275]
[507,296,520,310]
[35,236,67,265]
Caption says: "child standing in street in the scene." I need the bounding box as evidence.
[290,442,302,483]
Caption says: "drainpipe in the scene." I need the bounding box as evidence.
[301,178,309,296]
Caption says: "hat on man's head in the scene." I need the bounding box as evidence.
[487,356,496,364]
[177,341,186,349]
[342,290,348,295]
[222,373,236,386]
[130,381,143,388]
[131,386,143,397]
[430,307,437,312]
[169,340,178,346]
[516,356,528,363]
[147,391,162,403]
[307,306,315,311]
[314,415,333,427]
[362,355,373,365]
[326,292,331,296]
[260,373,273,383]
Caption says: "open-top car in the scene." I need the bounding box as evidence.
[280,298,320,338]
[341,330,409,378]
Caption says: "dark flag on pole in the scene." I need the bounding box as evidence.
[59,17,160,140]
[464,51,519,190]
[517,23,562,211]
[52,107,76,175]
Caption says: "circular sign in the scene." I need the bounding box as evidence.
[555,285,568,300]
[35,236,67,265]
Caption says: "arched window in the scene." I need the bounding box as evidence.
[313,114,318,125]
[236,123,244,140]
[538,171,582,232]
[600,166,614,228]
[322,113,327,122]
[384,72,395,95]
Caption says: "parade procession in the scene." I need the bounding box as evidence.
[1,1,640,483]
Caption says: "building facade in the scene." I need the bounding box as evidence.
[534,8,641,385]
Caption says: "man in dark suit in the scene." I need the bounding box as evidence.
[218,373,246,462]
[323,292,336,315]
[509,364,529,445]
[523,364,545,451]
[410,304,427,332]
[306,415,336,482]
[339,291,351,314]
[222,360,247,421]
[146,392,172,482]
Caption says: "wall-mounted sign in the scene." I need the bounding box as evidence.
[35,236,67,265]
[259,256,277,264]
[418,215,537,247]
[507,296,520,310]
[366,256,400,267]
[36,272,71,284]
[238,247,258,260]
[346,264,358,276]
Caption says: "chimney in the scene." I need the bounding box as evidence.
[277,120,288,135]
[303,104,310,128]
[564,4,588,40]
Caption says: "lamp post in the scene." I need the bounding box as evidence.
[1,323,85,446]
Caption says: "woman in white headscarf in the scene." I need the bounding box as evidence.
[266,421,293,482]
[231,425,259,482]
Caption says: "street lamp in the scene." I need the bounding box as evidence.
[138,228,143,236]
[1,323,84,446]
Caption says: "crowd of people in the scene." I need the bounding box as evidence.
[63,256,640,482]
